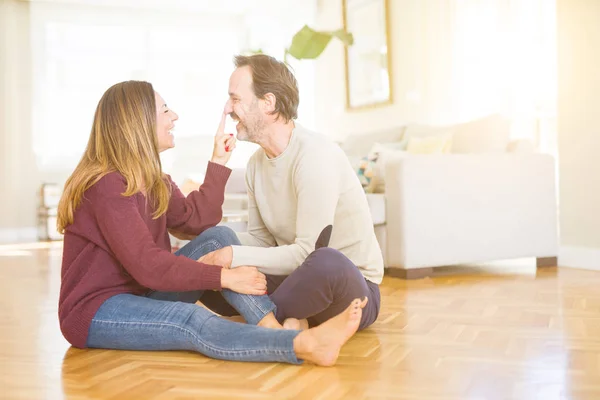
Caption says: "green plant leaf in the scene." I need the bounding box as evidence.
[287,25,333,60]
[331,29,354,46]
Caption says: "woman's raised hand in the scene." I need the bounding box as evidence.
[211,112,236,166]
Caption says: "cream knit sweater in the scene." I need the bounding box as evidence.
[231,124,384,284]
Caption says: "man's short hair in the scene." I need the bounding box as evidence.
[234,54,299,122]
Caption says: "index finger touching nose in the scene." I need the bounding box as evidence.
[216,111,227,136]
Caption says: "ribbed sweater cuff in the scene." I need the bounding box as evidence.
[198,264,223,291]
[206,161,232,182]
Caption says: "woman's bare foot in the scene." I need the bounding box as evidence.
[223,315,245,324]
[257,312,284,329]
[293,297,368,367]
[283,318,309,331]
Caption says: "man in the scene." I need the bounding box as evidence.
[200,54,383,330]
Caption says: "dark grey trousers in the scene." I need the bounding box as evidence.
[202,246,381,331]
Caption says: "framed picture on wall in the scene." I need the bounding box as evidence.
[342,0,393,110]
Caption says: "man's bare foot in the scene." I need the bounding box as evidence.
[283,318,309,331]
[257,312,283,329]
[293,297,368,367]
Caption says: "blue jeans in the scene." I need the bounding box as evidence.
[86,226,301,364]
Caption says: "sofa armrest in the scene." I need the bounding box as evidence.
[384,154,558,269]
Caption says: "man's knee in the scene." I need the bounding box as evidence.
[304,247,357,277]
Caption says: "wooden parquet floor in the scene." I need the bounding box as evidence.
[1,242,599,400]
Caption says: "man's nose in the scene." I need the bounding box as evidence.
[224,100,233,114]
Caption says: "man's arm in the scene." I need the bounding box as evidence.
[231,147,339,275]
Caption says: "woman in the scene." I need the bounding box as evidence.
[57,80,366,366]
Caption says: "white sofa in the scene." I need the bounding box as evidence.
[340,114,559,278]
[383,154,558,277]
[176,115,559,278]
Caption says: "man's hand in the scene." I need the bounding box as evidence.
[220,266,267,295]
[197,246,233,268]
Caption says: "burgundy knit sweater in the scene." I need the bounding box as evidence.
[58,162,231,348]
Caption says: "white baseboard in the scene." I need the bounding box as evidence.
[558,246,600,271]
[0,227,38,244]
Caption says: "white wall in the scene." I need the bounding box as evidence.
[0,0,38,242]
[314,0,500,139]
[557,0,600,269]
[314,0,556,144]
[315,0,440,139]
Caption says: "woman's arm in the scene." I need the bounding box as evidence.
[90,173,223,292]
[166,161,231,235]
[166,113,236,236]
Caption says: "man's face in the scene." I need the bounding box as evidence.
[225,66,265,143]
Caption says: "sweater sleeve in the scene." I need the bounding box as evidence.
[89,174,223,292]
[166,161,231,235]
[230,147,339,274]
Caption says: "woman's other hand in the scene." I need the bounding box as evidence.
[220,266,267,295]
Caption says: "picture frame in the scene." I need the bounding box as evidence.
[342,0,393,110]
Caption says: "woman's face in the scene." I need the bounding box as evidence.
[155,91,179,152]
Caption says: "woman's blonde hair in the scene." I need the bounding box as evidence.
[57,80,170,234]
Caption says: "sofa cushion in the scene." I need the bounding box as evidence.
[451,114,510,153]
[507,139,535,153]
[407,132,453,154]
[340,126,405,158]
[403,114,511,154]
[403,124,456,139]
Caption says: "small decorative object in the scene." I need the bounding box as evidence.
[38,183,62,241]
[343,0,393,110]
[356,153,379,191]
